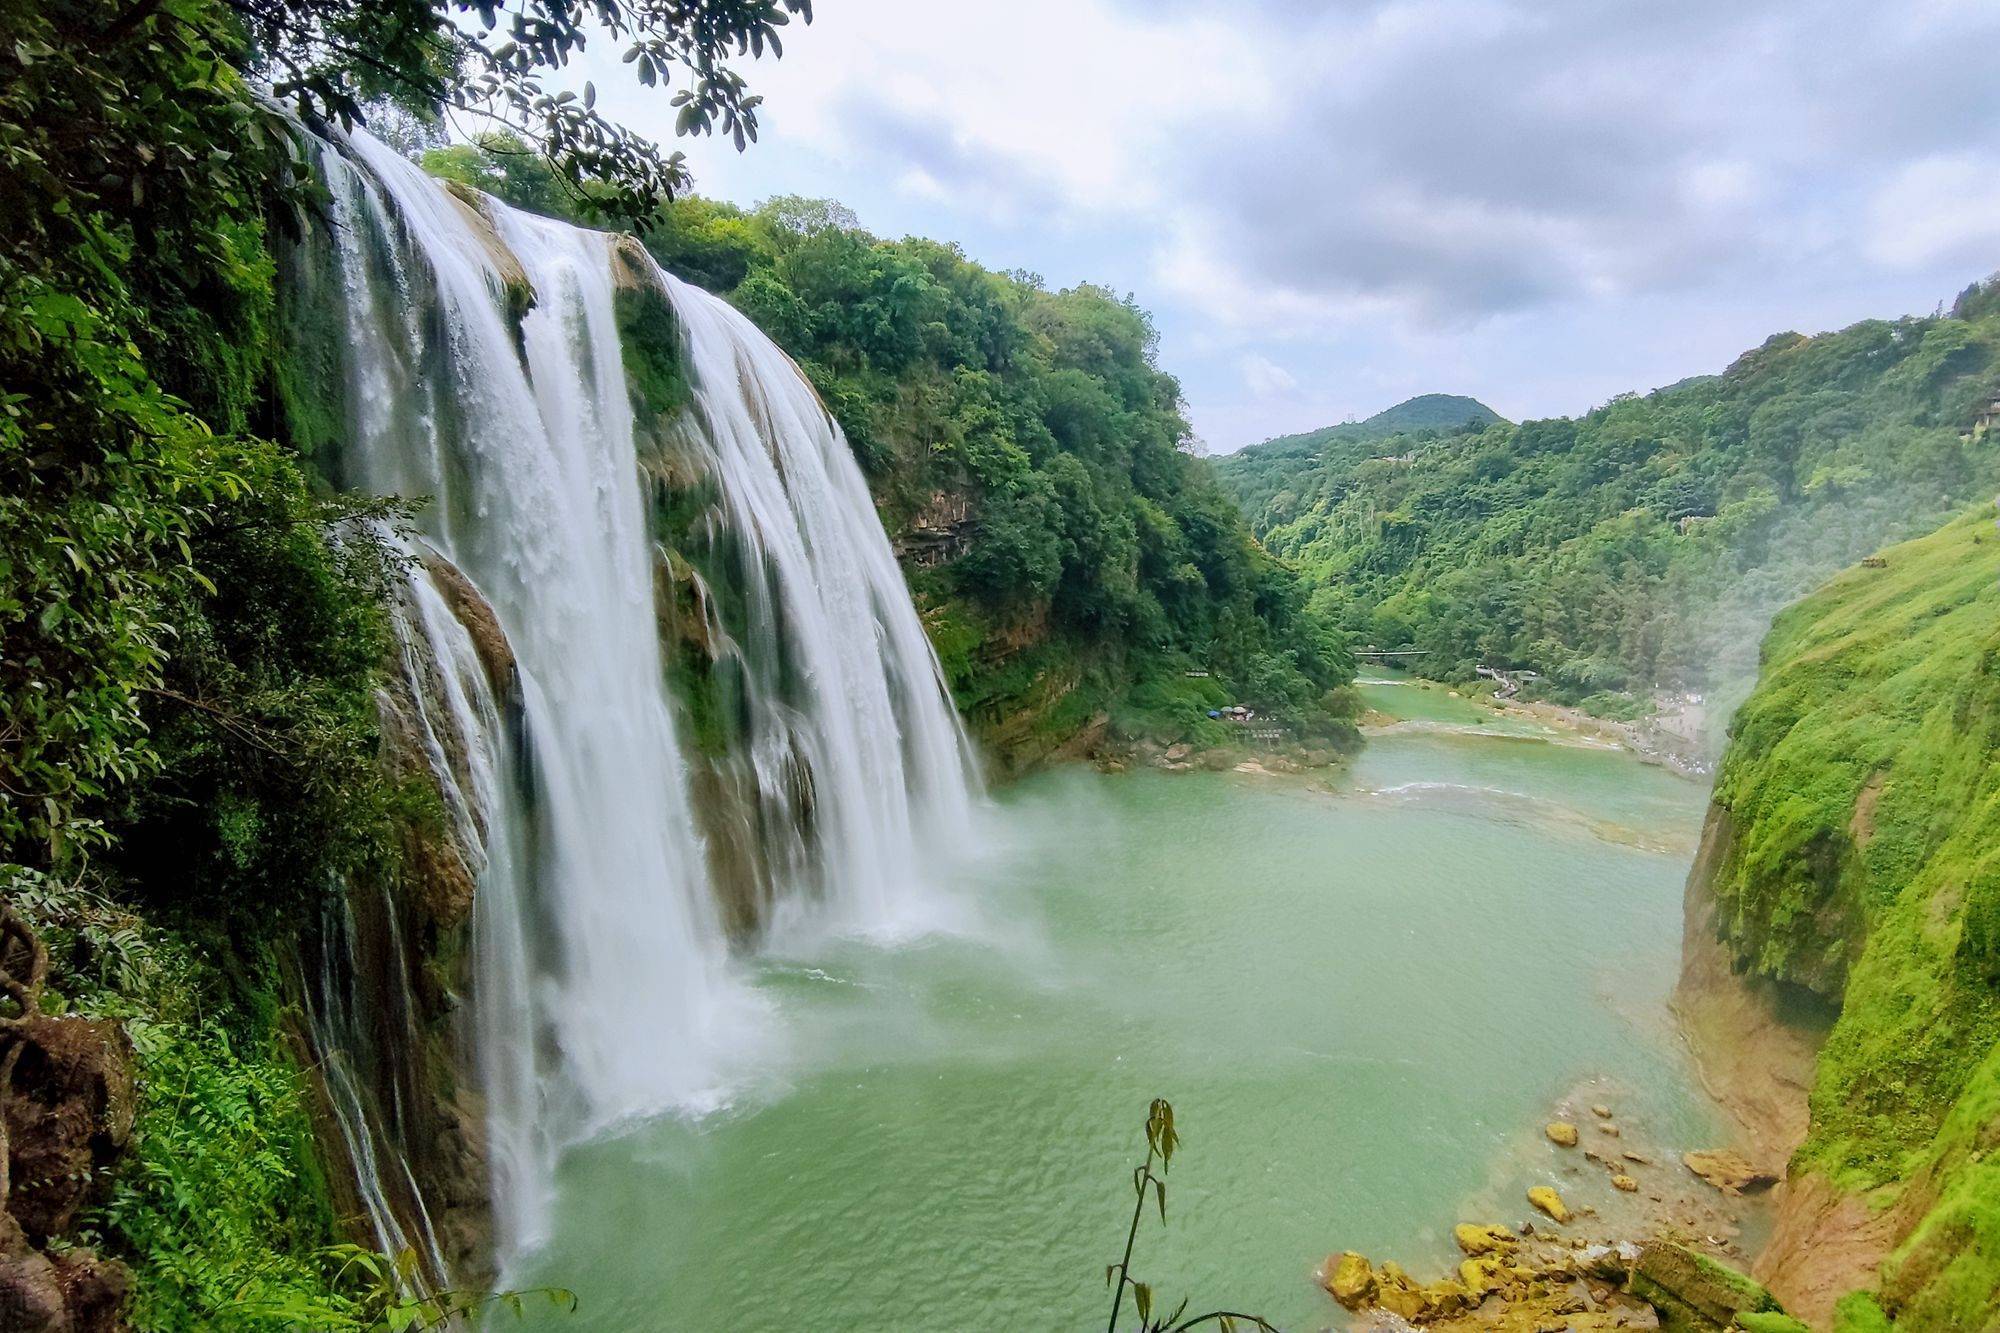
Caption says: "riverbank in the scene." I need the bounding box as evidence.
[1355,673,1713,779]
[1319,1080,1798,1331]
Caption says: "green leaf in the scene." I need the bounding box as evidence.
[1135,1282,1152,1323]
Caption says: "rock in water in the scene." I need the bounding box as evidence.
[1613,1174,1640,1192]
[1460,1256,1511,1297]
[1682,1149,1778,1195]
[1630,1240,1785,1328]
[1453,1222,1518,1256]
[1528,1185,1572,1223]
[1547,1121,1581,1147]
[1323,1251,1377,1310]
[1592,1103,1613,1118]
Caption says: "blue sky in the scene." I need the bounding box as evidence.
[571,0,2000,453]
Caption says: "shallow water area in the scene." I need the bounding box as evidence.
[503,685,1720,1330]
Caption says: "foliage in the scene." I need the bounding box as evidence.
[0,0,469,1320]
[1,0,289,858]
[1213,299,2000,718]
[1697,508,2000,1329]
[1103,1100,1278,1333]
[10,867,573,1332]
[428,138,1360,759]
[9,866,347,1328]
[228,0,811,227]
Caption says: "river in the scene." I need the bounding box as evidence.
[506,676,1719,1329]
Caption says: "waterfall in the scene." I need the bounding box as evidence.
[293,127,982,1268]
[641,259,981,941]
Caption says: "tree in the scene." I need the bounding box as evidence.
[221,0,814,224]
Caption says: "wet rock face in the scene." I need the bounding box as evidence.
[293,551,518,1289]
[422,551,518,701]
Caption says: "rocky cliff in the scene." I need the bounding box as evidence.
[1678,506,2000,1331]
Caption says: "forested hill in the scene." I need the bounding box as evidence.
[1213,393,1502,522]
[1215,284,2000,721]
[427,140,1358,764]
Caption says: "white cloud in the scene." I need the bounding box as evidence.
[1867,154,2000,270]
[1239,354,1299,397]
[566,0,2000,448]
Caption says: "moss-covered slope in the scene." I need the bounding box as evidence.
[1696,506,2000,1330]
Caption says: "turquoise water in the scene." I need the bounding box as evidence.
[505,691,1715,1330]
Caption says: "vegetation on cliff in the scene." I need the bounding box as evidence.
[0,0,839,1325]
[1697,506,2000,1330]
[1213,293,2000,720]
[427,138,1360,767]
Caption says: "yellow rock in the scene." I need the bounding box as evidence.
[1460,1256,1509,1296]
[1323,1251,1377,1311]
[1454,1222,1519,1256]
[1546,1121,1580,1147]
[1527,1185,1571,1222]
[1422,1280,1475,1317]
[1612,1174,1640,1192]
[1374,1263,1427,1320]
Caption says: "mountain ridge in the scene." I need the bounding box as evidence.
[1224,392,1503,463]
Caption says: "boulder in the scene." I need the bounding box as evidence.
[1613,1174,1640,1192]
[1547,1121,1581,1147]
[1460,1256,1511,1297]
[1372,1261,1426,1320]
[1163,743,1192,762]
[1323,1251,1377,1310]
[1681,1149,1778,1196]
[1453,1222,1518,1257]
[1592,1103,1613,1118]
[1598,1122,1621,1138]
[1528,1185,1572,1223]
[1629,1240,1784,1331]
[0,1244,66,1333]
[2,1016,135,1241]
[49,1248,131,1331]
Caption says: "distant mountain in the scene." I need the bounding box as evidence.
[1212,393,1504,515]
[1349,392,1506,437]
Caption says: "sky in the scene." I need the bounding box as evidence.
[571,0,2000,454]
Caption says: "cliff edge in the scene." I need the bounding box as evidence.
[1678,506,2000,1331]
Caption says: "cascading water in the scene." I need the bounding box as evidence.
[641,257,981,941]
[293,126,982,1270]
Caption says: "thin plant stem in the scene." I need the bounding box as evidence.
[1106,1149,1155,1333]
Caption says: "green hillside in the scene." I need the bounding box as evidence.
[1693,507,2000,1330]
[1213,393,1502,517]
[1214,288,2000,719]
